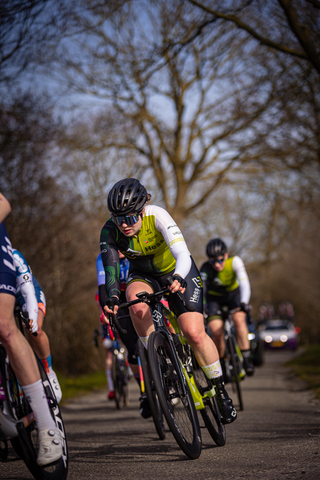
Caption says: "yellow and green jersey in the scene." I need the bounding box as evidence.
[100,205,192,298]
[200,256,251,303]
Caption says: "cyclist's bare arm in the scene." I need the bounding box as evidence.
[0,192,11,223]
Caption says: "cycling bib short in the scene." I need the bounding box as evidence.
[127,258,203,317]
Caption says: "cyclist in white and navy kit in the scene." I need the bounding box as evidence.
[0,192,62,466]
[13,248,62,402]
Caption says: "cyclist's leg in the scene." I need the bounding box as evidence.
[207,317,225,357]
[177,311,219,370]
[125,277,156,418]
[170,261,237,425]
[229,290,254,376]
[101,338,114,399]
[125,280,154,338]
[0,294,62,464]
[232,310,250,349]
[27,305,63,402]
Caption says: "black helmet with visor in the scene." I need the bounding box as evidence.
[206,238,227,259]
[108,178,148,226]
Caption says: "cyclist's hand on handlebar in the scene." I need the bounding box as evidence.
[100,312,109,325]
[169,274,187,294]
[22,311,38,335]
[103,296,120,316]
[240,302,249,314]
[29,318,39,334]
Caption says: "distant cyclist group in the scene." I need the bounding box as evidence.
[1,177,256,467]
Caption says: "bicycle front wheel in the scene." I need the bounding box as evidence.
[112,352,129,410]
[227,336,244,411]
[138,340,166,440]
[7,358,68,480]
[191,352,226,446]
[148,331,201,459]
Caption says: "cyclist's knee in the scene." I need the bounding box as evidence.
[130,303,148,320]
[0,320,18,345]
[183,328,207,349]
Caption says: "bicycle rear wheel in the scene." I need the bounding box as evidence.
[138,340,165,440]
[191,353,226,446]
[227,336,244,411]
[148,331,201,459]
[7,358,68,480]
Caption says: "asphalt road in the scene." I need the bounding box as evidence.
[1,350,320,480]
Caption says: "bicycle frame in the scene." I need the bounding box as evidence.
[160,303,216,411]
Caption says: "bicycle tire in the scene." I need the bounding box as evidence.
[148,331,202,459]
[138,340,165,440]
[191,352,226,446]
[0,439,8,461]
[6,358,68,480]
[227,335,244,411]
[112,353,127,410]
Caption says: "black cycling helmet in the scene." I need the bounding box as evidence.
[206,238,227,258]
[108,178,148,215]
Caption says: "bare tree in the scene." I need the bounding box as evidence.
[0,0,74,85]
[51,0,305,226]
[0,92,102,374]
[188,0,320,75]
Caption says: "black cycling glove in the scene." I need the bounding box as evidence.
[172,273,187,289]
[240,302,248,313]
[105,297,120,311]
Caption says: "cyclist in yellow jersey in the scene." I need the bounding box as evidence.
[100,178,237,425]
[200,238,255,377]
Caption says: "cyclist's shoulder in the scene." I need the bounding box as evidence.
[229,255,245,270]
[144,204,176,224]
[100,217,115,232]
[100,218,118,244]
[144,204,168,220]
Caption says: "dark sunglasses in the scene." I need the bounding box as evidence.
[112,212,141,226]
[209,257,225,265]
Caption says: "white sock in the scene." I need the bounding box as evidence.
[22,379,56,432]
[139,336,149,350]
[106,370,113,391]
[201,360,223,379]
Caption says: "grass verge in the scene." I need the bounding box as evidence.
[56,370,107,405]
[286,345,320,401]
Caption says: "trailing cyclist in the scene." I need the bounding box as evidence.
[200,238,255,379]
[100,178,237,425]
[96,251,151,416]
[0,192,62,466]
[13,248,62,403]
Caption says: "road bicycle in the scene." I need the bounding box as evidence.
[93,328,130,410]
[137,339,166,440]
[221,306,245,411]
[0,306,68,480]
[111,286,226,460]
